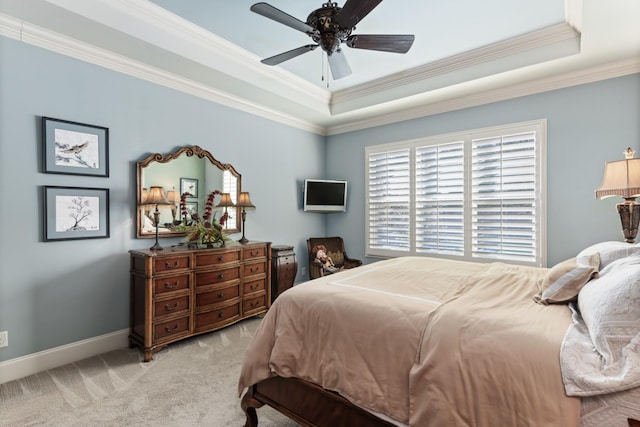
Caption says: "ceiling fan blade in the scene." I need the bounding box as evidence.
[346,34,415,53]
[328,49,352,80]
[335,0,383,29]
[250,2,316,35]
[261,44,318,66]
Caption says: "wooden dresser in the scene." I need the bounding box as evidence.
[129,241,271,361]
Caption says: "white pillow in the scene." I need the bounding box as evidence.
[577,241,640,270]
[578,254,640,367]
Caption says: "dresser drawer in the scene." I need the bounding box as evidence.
[195,303,240,330]
[244,246,267,260]
[244,262,266,277]
[154,316,190,341]
[153,274,190,295]
[195,266,240,287]
[195,250,240,267]
[154,256,190,274]
[243,295,266,314]
[196,285,240,308]
[244,278,266,295]
[154,295,190,319]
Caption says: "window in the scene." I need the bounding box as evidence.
[366,120,546,267]
[222,170,237,204]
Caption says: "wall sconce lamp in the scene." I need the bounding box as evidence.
[143,186,171,250]
[596,147,640,243]
[216,193,235,229]
[236,192,255,244]
[166,187,179,224]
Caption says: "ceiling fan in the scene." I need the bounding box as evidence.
[250,1,415,80]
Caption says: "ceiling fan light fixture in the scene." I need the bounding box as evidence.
[250,0,415,80]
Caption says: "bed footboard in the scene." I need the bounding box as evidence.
[241,376,396,427]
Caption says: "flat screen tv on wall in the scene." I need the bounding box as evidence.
[303,179,348,212]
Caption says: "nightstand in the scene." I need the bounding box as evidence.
[271,245,297,303]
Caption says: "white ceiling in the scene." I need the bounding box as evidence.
[0,0,638,135]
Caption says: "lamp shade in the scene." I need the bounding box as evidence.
[166,188,179,204]
[144,186,171,205]
[216,193,235,207]
[236,192,255,208]
[595,158,640,199]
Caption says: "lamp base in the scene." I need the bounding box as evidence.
[150,241,164,251]
[616,199,640,243]
[238,236,249,245]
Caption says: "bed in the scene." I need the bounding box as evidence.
[238,244,640,426]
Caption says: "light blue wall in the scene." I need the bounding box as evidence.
[326,74,640,267]
[0,37,325,361]
[1,33,638,363]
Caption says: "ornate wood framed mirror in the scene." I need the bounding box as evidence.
[136,145,241,239]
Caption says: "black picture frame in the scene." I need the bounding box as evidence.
[180,178,198,198]
[43,186,110,241]
[42,116,109,177]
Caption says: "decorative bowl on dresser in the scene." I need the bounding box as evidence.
[129,241,271,361]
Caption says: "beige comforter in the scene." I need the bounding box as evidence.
[238,257,580,426]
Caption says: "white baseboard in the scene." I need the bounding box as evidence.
[0,329,130,385]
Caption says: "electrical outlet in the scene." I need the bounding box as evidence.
[0,331,7,348]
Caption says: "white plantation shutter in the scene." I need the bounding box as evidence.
[222,170,237,204]
[415,142,465,255]
[471,132,537,263]
[366,149,411,252]
[366,120,545,266]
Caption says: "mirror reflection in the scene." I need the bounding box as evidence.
[136,145,241,238]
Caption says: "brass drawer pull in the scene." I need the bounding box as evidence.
[249,251,259,257]
[249,284,257,290]
[218,292,225,298]
[217,255,224,262]
[164,302,180,311]
[165,324,178,333]
[164,280,180,289]
[218,272,224,279]
[218,311,224,318]
[250,267,260,273]
[165,261,180,269]
[250,300,260,308]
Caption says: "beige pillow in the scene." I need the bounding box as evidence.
[534,252,600,305]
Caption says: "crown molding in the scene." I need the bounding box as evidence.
[325,57,640,135]
[44,0,331,113]
[330,22,581,113]
[1,5,637,138]
[0,12,327,135]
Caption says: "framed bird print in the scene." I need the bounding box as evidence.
[42,116,109,177]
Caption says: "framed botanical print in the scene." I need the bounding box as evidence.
[42,116,109,177]
[43,186,110,241]
[181,201,198,220]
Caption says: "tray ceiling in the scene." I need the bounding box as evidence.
[0,0,638,134]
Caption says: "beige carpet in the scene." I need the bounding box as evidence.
[0,317,299,426]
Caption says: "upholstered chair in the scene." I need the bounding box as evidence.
[307,237,362,280]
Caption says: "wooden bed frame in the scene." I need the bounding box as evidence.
[241,376,395,427]
[241,376,640,427]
